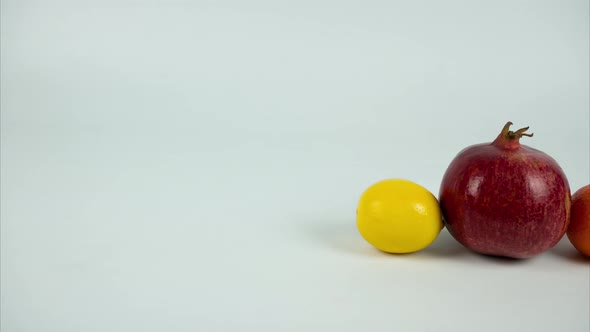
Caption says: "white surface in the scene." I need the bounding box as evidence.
[2,1,589,331]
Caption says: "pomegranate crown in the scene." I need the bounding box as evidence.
[493,121,534,148]
[503,121,533,140]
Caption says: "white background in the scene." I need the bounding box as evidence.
[2,1,589,331]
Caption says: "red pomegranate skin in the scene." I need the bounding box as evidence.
[439,122,571,259]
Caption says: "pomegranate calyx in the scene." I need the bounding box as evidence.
[493,121,534,148]
[507,125,534,140]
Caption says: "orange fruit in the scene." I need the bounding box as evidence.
[566,185,590,257]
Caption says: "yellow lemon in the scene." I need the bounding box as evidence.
[356,179,443,253]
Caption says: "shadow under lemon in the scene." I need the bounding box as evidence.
[303,219,470,259]
[302,220,380,257]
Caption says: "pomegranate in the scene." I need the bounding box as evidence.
[439,122,571,258]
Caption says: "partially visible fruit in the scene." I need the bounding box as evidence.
[356,179,443,253]
[567,185,590,257]
[439,122,571,259]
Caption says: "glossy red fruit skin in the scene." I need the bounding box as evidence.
[439,123,571,259]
